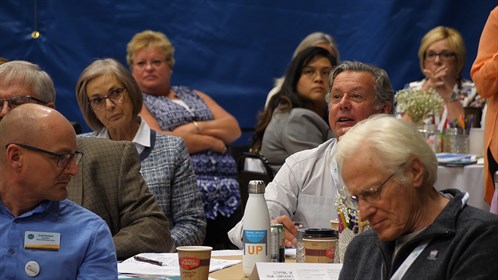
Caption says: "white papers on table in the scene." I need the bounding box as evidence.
[210,249,242,257]
[252,262,342,280]
[118,252,240,277]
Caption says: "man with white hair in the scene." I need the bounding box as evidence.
[336,115,498,279]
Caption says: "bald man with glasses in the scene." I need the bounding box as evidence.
[0,104,117,278]
[0,60,173,260]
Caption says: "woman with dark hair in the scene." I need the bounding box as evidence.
[252,46,337,173]
[264,32,340,108]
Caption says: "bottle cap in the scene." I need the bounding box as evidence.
[248,180,266,194]
[296,229,304,241]
[495,171,498,183]
[304,228,338,238]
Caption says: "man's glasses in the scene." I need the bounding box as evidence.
[0,95,47,109]
[88,87,126,111]
[6,143,83,168]
[342,164,405,210]
[133,59,168,69]
[425,51,456,62]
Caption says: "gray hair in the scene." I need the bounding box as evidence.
[335,114,438,185]
[0,61,56,103]
[293,32,340,62]
[325,61,394,114]
[75,58,143,131]
[273,32,340,88]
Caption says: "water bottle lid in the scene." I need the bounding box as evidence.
[248,180,266,194]
[304,228,338,238]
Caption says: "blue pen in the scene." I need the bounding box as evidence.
[467,116,473,133]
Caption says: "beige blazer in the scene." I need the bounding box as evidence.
[68,137,173,260]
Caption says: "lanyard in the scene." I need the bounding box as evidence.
[383,191,469,279]
[387,241,429,280]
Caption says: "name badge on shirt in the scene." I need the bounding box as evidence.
[24,231,60,251]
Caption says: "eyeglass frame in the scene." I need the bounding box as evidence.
[342,164,405,210]
[88,87,126,111]
[132,58,169,69]
[6,143,83,168]
[424,51,456,62]
[0,95,48,109]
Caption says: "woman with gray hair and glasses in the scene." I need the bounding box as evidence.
[75,58,206,249]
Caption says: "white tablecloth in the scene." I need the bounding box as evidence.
[435,164,489,211]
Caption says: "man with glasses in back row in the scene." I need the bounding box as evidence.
[0,104,117,278]
[336,115,498,280]
[0,60,173,260]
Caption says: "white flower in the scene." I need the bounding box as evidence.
[395,88,443,124]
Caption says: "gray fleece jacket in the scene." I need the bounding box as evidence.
[339,189,498,280]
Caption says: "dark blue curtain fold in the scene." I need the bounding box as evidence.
[0,0,495,144]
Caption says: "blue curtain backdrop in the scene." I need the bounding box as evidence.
[0,0,495,144]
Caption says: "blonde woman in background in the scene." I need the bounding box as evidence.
[126,30,242,249]
[402,26,485,127]
[264,32,340,108]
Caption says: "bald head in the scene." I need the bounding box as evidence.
[0,104,75,154]
[0,104,79,215]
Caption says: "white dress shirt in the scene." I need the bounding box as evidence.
[228,138,339,248]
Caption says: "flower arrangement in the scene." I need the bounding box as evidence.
[335,186,367,234]
[334,186,369,263]
[395,88,444,124]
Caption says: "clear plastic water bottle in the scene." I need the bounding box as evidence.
[295,228,306,263]
[424,124,440,153]
[242,180,271,277]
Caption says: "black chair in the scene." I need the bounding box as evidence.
[71,121,82,134]
[237,151,274,210]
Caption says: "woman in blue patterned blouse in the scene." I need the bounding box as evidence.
[127,30,242,249]
[75,58,207,249]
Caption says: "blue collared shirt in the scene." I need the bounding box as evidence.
[0,199,117,279]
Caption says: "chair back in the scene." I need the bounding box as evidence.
[237,152,274,210]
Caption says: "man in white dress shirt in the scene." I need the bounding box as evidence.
[229,61,394,247]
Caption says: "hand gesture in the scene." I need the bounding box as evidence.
[271,215,299,247]
[422,65,453,100]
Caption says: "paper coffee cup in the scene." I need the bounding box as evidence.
[303,228,338,263]
[177,246,212,280]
